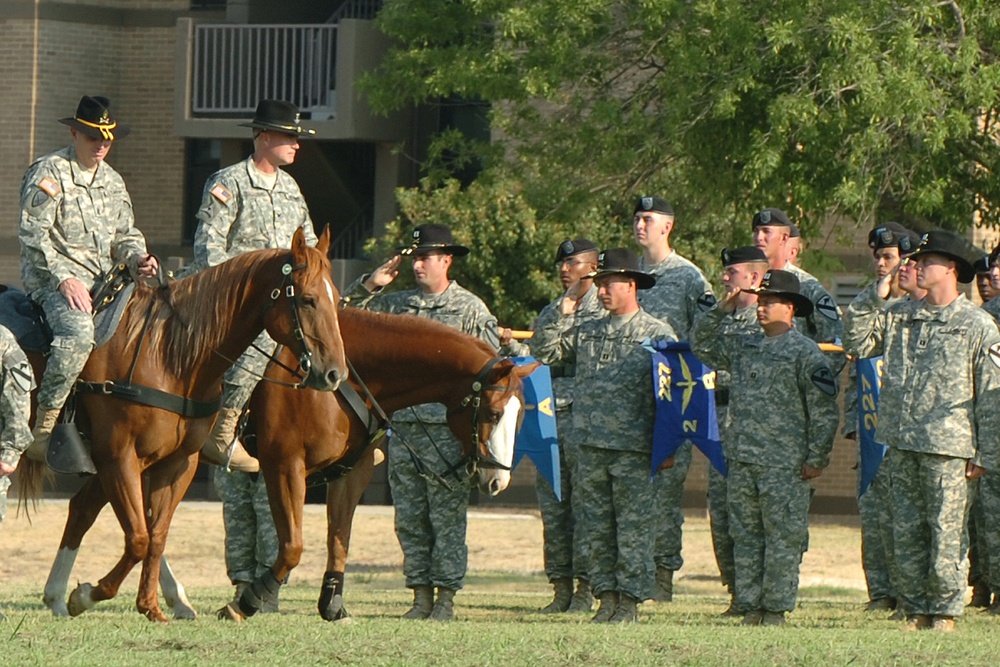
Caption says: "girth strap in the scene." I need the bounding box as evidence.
[76,380,222,419]
[304,381,386,488]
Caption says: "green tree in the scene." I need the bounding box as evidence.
[363,0,1000,313]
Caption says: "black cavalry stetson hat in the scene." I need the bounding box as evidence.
[721,246,768,267]
[397,223,470,257]
[239,99,316,136]
[633,195,674,216]
[907,229,976,283]
[750,269,813,316]
[59,96,130,141]
[751,207,792,229]
[554,238,598,264]
[589,247,656,290]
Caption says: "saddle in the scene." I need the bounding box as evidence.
[0,264,135,354]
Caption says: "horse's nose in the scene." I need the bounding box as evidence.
[489,479,502,496]
[326,367,347,389]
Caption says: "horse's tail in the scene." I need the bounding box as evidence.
[14,456,51,522]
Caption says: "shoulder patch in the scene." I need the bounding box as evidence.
[37,177,60,197]
[811,367,837,397]
[697,292,717,312]
[816,295,840,321]
[3,349,34,394]
[210,184,232,204]
[989,342,1000,370]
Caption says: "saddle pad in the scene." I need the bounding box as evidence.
[93,283,135,350]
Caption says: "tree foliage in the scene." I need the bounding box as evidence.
[362,0,1000,318]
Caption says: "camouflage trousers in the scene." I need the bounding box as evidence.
[973,469,1000,592]
[653,441,692,572]
[214,467,279,584]
[388,422,470,591]
[32,289,95,410]
[536,410,588,581]
[967,479,987,589]
[707,463,735,592]
[858,454,894,601]
[729,461,811,614]
[221,330,275,410]
[889,448,970,618]
[577,446,656,601]
[0,476,9,524]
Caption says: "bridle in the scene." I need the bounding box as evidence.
[448,356,515,475]
[265,260,316,380]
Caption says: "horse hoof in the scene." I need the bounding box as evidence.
[172,604,198,621]
[216,603,245,623]
[319,592,349,622]
[144,608,170,624]
[67,583,96,617]
[43,595,69,617]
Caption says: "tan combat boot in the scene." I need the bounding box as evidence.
[608,593,639,623]
[539,577,573,614]
[25,406,61,462]
[200,407,259,473]
[651,566,674,602]
[401,585,434,620]
[567,578,594,612]
[590,591,619,623]
[428,587,456,621]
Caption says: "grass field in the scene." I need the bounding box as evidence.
[2,501,998,666]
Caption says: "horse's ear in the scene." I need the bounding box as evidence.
[291,227,308,264]
[513,361,542,378]
[488,359,541,382]
[315,225,331,255]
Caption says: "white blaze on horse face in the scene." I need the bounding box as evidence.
[481,395,521,496]
[322,276,335,305]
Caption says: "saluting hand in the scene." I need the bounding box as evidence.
[875,265,899,300]
[363,254,402,292]
[59,277,93,314]
[718,287,741,314]
[559,278,589,316]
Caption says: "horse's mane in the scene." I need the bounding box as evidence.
[131,249,287,378]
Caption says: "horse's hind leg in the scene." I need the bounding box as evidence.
[44,476,109,616]
[68,459,149,617]
[159,556,197,620]
[320,448,376,622]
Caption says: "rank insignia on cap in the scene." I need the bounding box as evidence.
[816,295,840,321]
[811,367,837,396]
[990,343,1000,369]
[37,177,60,197]
[210,184,232,204]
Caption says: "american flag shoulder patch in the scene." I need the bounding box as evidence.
[210,184,232,204]
[37,177,60,197]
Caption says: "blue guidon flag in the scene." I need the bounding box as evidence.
[510,357,561,501]
[647,341,725,478]
[857,356,887,497]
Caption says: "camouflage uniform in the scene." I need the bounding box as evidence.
[189,155,317,584]
[844,282,898,604]
[0,326,33,524]
[692,306,839,615]
[848,293,1000,618]
[343,277,500,591]
[708,304,761,594]
[528,285,604,582]
[531,304,677,601]
[18,145,149,410]
[784,263,846,375]
[974,296,1000,597]
[637,252,715,576]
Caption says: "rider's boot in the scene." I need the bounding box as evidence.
[200,407,259,473]
[25,406,61,462]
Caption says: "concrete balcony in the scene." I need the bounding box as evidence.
[173,18,409,142]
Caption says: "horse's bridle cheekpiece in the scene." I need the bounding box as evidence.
[453,356,512,474]
[269,261,315,380]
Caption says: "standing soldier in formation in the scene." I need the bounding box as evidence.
[187,99,319,612]
[631,195,715,602]
[0,325,33,622]
[847,230,1000,632]
[342,223,507,621]
[18,96,159,460]
[531,248,677,623]
[529,239,603,614]
[692,269,839,627]
[705,246,769,615]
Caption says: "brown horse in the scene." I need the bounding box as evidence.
[46,306,539,621]
[25,227,347,622]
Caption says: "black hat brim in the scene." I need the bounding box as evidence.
[591,268,656,290]
[751,289,814,317]
[907,248,976,283]
[396,244,471,258]
[58,117,131,140]
[239,120,316,137]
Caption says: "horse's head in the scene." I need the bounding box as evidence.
[448,358,541,496]
[264,226,348,391]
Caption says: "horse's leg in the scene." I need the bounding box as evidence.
[134,454,200,622]
[43,476,109,616]
[319,446,376,622]
[68,454,149,617]
[159,556,198,620]
[220,455,306,622]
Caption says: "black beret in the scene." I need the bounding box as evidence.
[751,208,792,229]
[868,222,920,254]
[634,196,674,216]
[721,246,768,267]
[554,238,598,264]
